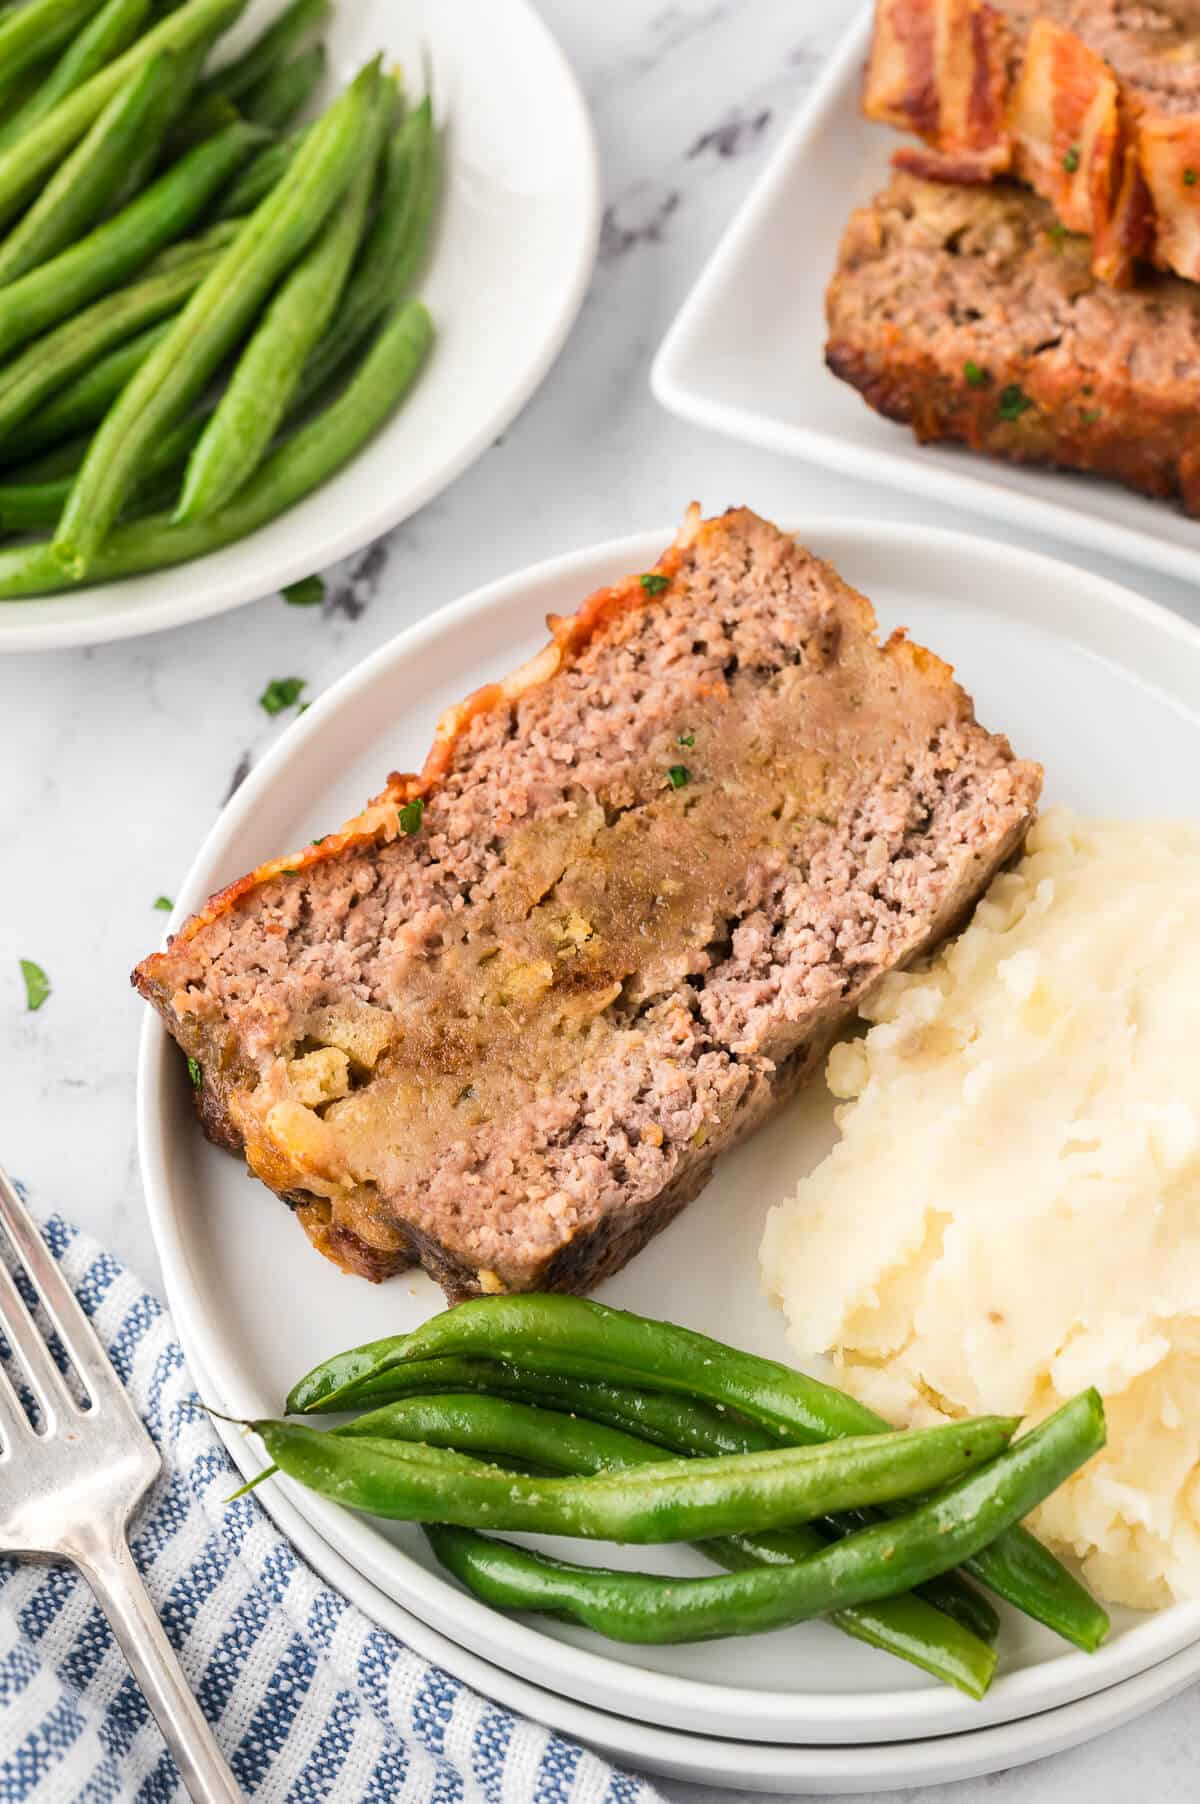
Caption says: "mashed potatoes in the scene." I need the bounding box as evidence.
[760,808,1200,1609]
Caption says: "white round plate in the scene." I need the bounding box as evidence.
[183,1320,1200,1796]
[139,521,1200,1748]
[1,0,599,653]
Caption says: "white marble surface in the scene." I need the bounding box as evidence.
[3,0,1200,1795]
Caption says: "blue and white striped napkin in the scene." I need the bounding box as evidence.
[0,1215,665,1803]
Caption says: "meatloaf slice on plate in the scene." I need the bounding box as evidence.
[826,173,1200,513]
[134,506,1041,1301]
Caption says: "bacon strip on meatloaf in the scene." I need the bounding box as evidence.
[863,0,1200,285]
[133,506,1042,1302]
[825,172,1200,511]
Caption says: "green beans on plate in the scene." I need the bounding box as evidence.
[338,1376,1001,1649]
[52,55,377,576]
[251,1411,1017,1542]
[422,1392,1105,1647]
[328,1391,998,1697]
[288,1294,1111,1654]
[0,298,433,595]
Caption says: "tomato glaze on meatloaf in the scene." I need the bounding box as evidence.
[134,506,1042,1300]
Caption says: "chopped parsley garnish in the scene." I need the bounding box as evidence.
[678,731,695,747]
[964,359,989,388]
[397,798,424,836]
[997,384,1033,421]
[667,764,691,789]
[187,1056,203,1090]
[1081,406,1102,424]
[640,572,670,596]
[1062,146,1080,173]
[19,959,49,1011]
[153,895,173,912]
[1186,168,1198,187]
[282,575,325,606]
[259,676,306,715]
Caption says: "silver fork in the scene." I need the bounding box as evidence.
[0,1166,242,1803]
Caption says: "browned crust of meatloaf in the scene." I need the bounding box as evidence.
[825,172,1200,512]
[134,505,1042,1300]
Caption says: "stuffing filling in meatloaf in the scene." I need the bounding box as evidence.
[135,508,1041,1298]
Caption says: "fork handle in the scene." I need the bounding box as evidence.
[81,1538,243,1804]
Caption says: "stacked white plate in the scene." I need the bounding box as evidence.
[140,524,1200,1789]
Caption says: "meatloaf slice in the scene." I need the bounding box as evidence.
[133,506,1042,1302]
[826,172,1200,513]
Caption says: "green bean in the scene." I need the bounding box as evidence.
[0,52,178,289]
[0,298,432,595]
[0,230,227,449]
[297,98,437,405]
[0,0,109,96]
[176,81,386,522]
[243,41,325,130]
[198,0,329,103]
[106,37,215,208]
[53,59,379,576]
[337,1392,997,1694]
[0,118,261,372]
[0,0,150,155]
[216,131,303,220]
[424,1391,1104,1646]
[252,1412,1017,1542]
[0,0,247,230]
[287,1295,1110,1653]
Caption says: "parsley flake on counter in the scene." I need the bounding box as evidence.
[20,959,49,1011]
[153,895,173,912]
[283,576,325,606]
[640,572,669,596]
[997,384,1032,421]
[678,731,695,747]
[259,676,306,716]
[667,764,691,790]
[1063,146,1080,173]
[398,798,424,836]
[187,1056,202,1089]
[964,360,989,388]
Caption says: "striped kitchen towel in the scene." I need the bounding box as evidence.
[0,1215,666,1804]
